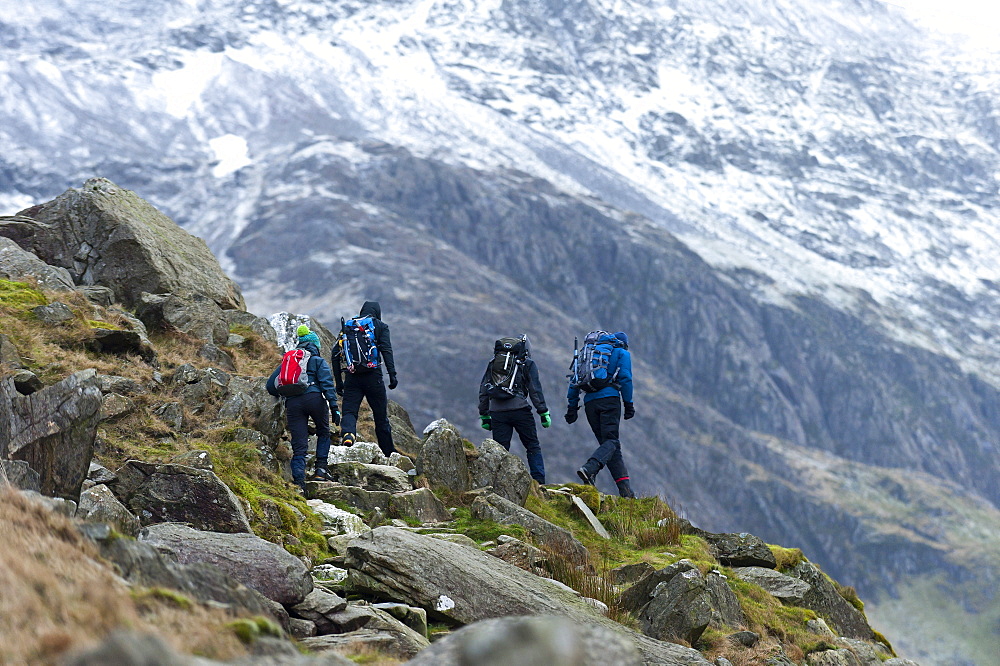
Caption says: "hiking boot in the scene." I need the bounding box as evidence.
[309,465,334,482]
[616,478,636,499]
[576,467,596,486]
[341,432,356,447]
[294,478,307,496]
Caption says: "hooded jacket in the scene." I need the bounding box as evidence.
[332,301,396,388]
[478,356,548,415]
[266,341,338,403]
[566,342,633,408]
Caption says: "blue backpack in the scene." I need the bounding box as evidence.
[340,316,379,373]
[569,331,620,393]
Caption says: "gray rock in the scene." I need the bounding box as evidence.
[791,562,875,640]
[835,637,887,665]
[217,376,284,445]
[0,236,76,291]
[388,400,422,456]
[153,401,185,431]
[76,483,141,536]
[224,309,280,345]
[468,438,532,506]
[87,461,117,485]
[298,630,420,663]
[1,460,40,491]
[2,369,101,499]
[313,462,411,493]
[18,490,77,516]
[312,484,392,514]
[141,523,312,605]
[0,333,23,369]
[169,449,214,470]
[127,463,252,533]
[137,292,231,344]
[95,374,145,396]
[373,602,428,637]
[290,588,349,633]
[805,650,862,666]
[198,342,236,371]
[703,532,777,568]
[268,312,338,353]
[610,562,655,585]
[417,419,472,493]
[570,494,610,538]
[1,178,243,310]
[298,604,429,659]
[489,537,547,571]
[389,488,453,523]
[727,630,760,647]
[881,660,921,666]
[732,566,811,605]
[405,615,644,666]
[638,568,713,645]
[345,527,710,665]
[470,492,588,564]
[619,560,697,614]
[807,618,837,638]
[79,285,114,306]
[99,392,136,421]
[706,571,748,629]
[11,369,43,394]
[61,630,194,666]
[88,327,157,362]
[429,533,480,549]
[31,301,74,324]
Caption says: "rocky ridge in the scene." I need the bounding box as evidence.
[0,182,918,664]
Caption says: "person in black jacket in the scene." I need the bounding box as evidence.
[478,336,551,484]
[266,337,340,492]
[333,301,397,456]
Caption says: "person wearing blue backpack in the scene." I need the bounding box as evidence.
[565,330,636,498]
[332,301,397,456]
[266,326,340,493]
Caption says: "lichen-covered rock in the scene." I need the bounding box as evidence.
[315,462,411,493]
[417,419,472,493]
[11,370,42,395]
[307,499,367,537]
[3,178,244,310]
[0,236,76,291]
[791,562,875,641]
[312,484,392,514]
[1,460,40,492]
[733,566,810,605]
[224,309,279,345]
[619,560,698,614]
[127,463,252,533]
[489,537,547,572]
[471,492,588,564]
[611,562,655,585]
[99,393,136,421]
[2,369,102,500]
[703,532,777,568]
[387,400,422,456]
[76,483,141,536]
[136,292,230,345]
[290,588,349,633]
[0,333,23,370]
[469,438,532,506]
[638,568,713,645]
[705,570,748,629]
[388,488,452,524]
[140,523,312,605]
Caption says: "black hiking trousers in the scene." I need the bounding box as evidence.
[340,371,395,456]
[490,407,545,484]
[581,396,630,484]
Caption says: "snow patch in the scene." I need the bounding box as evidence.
[209,134,251,178]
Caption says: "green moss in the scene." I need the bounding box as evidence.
[769,545,806,571]
[87,320,122,330]
[0,279,47,310]
[227,616,283,644]
[451,507,527,543]
[131,587,193,610]
[835,581,865,613]
[228,324,256,337]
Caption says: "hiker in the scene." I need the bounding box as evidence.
[565,330,635,498]
[478,335,551,484]
[333,301,397,456]
[266,324,340,492]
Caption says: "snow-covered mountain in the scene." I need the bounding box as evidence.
[3,1,1000,662]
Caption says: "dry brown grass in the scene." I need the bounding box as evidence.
[0,489,251,664]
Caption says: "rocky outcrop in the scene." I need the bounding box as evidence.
[790,562,875,641]
[417,420,472,493]
[140,523,312,605]
[468,438,532,506]
[2,178,243,310]
[75,483,141,536]
[312,463,411,494]
[733,567,810,605]
[470,492,588,564]
[1,460,41,491]
[638,568,713,645]
[124,463,253,533]
[136,292,230,344]
[405,615,644,666]
[389,488,452,524]
[0,235,76,291]
[2,369,102,499]
[702,532,777,569]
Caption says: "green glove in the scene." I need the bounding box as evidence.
[480,415,492,431]
[540,411,551,428]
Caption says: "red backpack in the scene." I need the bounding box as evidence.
[275,347,312,396]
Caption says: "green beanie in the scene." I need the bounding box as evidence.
[296,324,311,337]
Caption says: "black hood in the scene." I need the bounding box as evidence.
[297,341,321,356]
[360,301,381,319]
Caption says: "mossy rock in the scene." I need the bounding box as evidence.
[0,279,47,311]
[227,616,283,644]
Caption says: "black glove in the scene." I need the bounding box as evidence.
[336,385,344,397]
[623,402,635,420]
[388,375,398,390]
[330,403,341,426]
[564,407,578,424]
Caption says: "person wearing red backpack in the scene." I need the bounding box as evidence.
[267,326,340,493]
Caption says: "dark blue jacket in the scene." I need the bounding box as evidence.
[267,341,338,403]
[567,346,633,408]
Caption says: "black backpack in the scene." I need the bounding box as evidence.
[340,316,380,374]
[485,336,528,399]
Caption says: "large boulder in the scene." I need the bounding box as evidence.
[705,570,748,629]
[619,560,697,614]
[3,178,243,310]
[389,488,453,524]
[638,568,714,645]
[790,562,875,641]
[312,462,411,493]
[469,439,532,506]
[470,492,588,564]
[125,463,252,533]
[0,236,76,291]
[224,309,279,345]
[217,376,284,445]
[417,420,472,493]
[732,567,811,605]
[296,601,429,659]
[140,523,312,605]
[290,588,349,632]
[2,370,102,499]
[1,460,41,491]
[312,484,392,514]
[76,483,141,536]
[405,615,643,666]
[703,532,777,569]
[387,400,422,456]
[345,527,709,665]
[135,292,230,344]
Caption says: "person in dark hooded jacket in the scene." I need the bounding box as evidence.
[332,301,397,455]
[266,336,340,492]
